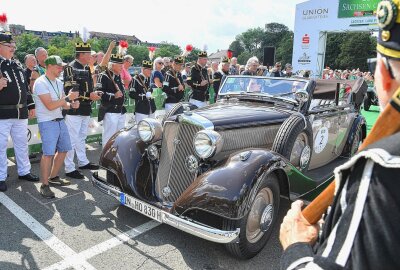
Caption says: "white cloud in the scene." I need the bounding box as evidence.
[2,0,304,53]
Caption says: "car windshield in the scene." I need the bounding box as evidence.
[219,76,308,101]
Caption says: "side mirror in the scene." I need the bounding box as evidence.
[295,89,309,104]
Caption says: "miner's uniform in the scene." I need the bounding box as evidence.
[163,56,185,112]
[0,31,37,187]
[97,54,126,147]
[63,42,98,176]
[187,51,210,108]
[129,60,156,123]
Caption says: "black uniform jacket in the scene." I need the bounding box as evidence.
[63,60,94,116]
[280,131,400,270]
[129,74,156,115]
[187,63,210,102]
[162,69,184,104]
[212,70,228,97]
[97,70,126,122]
[0,57,35,119]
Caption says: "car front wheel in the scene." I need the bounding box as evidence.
[223,173,280,259]
[272,115,313,172]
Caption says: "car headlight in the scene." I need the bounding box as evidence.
[138,119,162,143]
[193,130,223,159]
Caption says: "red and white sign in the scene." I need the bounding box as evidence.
[302,34,310,44]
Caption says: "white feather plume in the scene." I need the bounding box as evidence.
[203,44,208,52]
[80,27,90,43]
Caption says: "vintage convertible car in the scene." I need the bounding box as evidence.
[91,76,367,259]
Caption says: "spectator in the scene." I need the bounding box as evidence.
[31,47,48,84]
[269,62,284,77]
[121,54,134,89]
[96,51,104,66]
[24,54,37,92]
[242,56,259,76]
[181,63,191,84]
[150,57,164,89]
[161,57,171,76]
[283,64,293,78]
[88,50,97,74]
[33,56,80,198]
[229,57,239,75]
[213,56,230,98]
[239,65,245,74]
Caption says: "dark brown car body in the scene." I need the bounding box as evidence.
[91,76,367,257]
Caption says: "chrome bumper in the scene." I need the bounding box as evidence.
[91,174,240,244]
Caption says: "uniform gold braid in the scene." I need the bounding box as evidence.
[169,69,184,88]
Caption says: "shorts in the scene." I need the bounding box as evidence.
[38,119,72,156]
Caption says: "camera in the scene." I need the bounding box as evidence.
[64,66,90,80]
[63,65,90,91]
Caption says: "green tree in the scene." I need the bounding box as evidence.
[337,32,376,70]
[239,27,265,53]
[237,51,253,65]
[127,45,149,65]
[229,40,244,57]
[275,31,294,66]
[154,42,182,58]
[263,23,290,47]
[325,33,346,69]
[185,47,202,63]
[14,33,46,61]
[89,38,110,53]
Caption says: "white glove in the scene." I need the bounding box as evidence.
[146,92,152,99]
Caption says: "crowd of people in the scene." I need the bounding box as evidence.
[0,29,378,199]
[0,28,256,198]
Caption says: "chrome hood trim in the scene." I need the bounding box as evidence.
[177,112,214,130]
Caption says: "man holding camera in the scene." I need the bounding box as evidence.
[63,42,101,180]
[33,55,80,198]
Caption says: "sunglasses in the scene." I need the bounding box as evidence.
[158,62,164,65]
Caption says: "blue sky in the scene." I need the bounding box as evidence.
[2,0,305,53]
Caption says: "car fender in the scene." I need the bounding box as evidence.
[100,126,146,196]
[174,148,289,220]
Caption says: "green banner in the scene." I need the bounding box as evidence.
[338,0,380,18]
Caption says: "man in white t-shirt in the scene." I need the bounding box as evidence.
[33,55,79,198]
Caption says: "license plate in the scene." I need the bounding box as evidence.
[120,193,162,223]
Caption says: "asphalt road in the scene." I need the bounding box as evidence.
[0,143,289,270]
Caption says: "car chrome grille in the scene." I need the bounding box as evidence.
[220,125,280,152]
[156,122,202,202]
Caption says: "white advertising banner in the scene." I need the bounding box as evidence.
[292,0,379,77]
